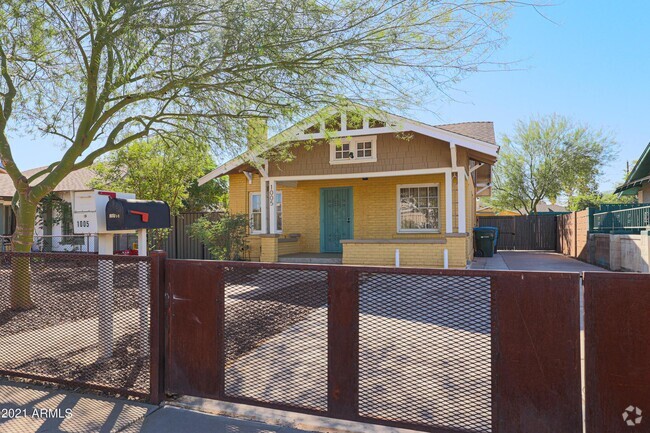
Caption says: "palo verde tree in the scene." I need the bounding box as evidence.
[0,0,512,308]
[490,115,616,215]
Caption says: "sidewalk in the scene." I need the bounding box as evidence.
[0,380,314,433]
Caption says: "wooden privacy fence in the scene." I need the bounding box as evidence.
[478,215,558,251]
[157,211,221,259]
[113,211,221,258]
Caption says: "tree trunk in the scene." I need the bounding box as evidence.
[10,199,37,310]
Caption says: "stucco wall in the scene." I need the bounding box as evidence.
[587,232,650,273]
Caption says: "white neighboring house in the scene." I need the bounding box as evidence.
[0,167,98,252]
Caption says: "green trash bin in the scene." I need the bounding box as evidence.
[474,227,496,257]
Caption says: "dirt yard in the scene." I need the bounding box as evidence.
[0,257,150,394]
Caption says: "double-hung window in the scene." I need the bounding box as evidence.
[397,184,440,232]
[249,191,282,233]
[330,136,377,164]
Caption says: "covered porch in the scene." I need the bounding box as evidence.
[248,166,476,268]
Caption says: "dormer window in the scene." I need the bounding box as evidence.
[330,136,377,164]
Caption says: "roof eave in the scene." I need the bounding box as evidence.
[198,104,498,185]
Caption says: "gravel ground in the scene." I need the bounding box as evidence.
[0,260,147,337]
[0,258,150,394]
[224,269,328,364]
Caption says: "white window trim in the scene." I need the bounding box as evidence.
[249,191,283,234]
[329,135,377,165]
[396,183,441,234]
[249,192,263,234]
[274,191,283,234]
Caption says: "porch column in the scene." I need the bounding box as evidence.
[260,176,268,234]
[269,179,277,234]
[457,168,467,233]
[445,170,453,233]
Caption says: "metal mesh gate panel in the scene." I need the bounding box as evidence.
[0,253,151,396]
[224,267,328,411]
[358,273,491,432]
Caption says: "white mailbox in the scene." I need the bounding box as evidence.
[72,190,136,235]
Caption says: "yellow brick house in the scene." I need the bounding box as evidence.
[199,105,497,268]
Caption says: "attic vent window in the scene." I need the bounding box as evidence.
[330,136,377,165]
[346,112,364,130]
[303,123,320,134]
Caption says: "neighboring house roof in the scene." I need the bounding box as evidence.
[512,202,569,215]
[477,204,509,215]
[615,142,650,195]
[0,167,96,198]
[199,103,499,185]
[531,202,569,214]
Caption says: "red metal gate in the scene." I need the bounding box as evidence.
[161,258,582,433]
[584,272,650,432]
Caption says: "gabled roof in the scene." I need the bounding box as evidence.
[435,122,496,145]
[199,103,499,185]
[0,167,96,198]
[615,142,650,195]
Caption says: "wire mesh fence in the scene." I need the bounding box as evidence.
[0,252,151,397]
[358,272,492,432]
[223,266,329,411]
[165,260,584,433]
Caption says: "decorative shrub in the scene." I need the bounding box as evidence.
[189,213,249,260]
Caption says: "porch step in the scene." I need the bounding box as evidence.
[278,253,342,264]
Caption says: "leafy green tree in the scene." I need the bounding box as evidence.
[90,137,221,214]
[189,213,249,260]
[491,115,616,215]
[568,192,636,212]
[0,0,514,308]
[91,136,224,248]
[183,178,228,212]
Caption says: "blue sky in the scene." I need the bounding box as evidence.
[8,1,649,192]
[420,0,650,192]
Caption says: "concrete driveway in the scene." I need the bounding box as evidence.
[471,251,608,272]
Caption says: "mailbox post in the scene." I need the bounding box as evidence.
[137,229,147,353]
[73,191,136,360]
[105,198,171,356]
[72,191,170,361]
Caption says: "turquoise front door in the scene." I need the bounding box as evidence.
[320,187,353,253]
